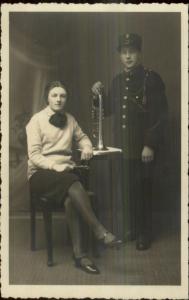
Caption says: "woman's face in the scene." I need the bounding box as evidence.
[47,86,67,112]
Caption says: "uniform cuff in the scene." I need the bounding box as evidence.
[143,132,157,150]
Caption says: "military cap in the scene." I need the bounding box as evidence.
[118,33,142,52]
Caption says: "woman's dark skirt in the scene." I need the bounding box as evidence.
[29,169,80,207]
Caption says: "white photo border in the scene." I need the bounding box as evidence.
[1,3,188,299]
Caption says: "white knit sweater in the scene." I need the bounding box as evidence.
[26,106,92,179]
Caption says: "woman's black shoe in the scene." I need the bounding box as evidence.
[99,232,124,250]
[74,256,100,275]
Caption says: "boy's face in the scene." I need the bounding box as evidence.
[119,46,141,70]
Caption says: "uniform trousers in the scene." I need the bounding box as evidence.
[122,159,153,241]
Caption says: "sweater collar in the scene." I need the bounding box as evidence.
[45,106,66,117]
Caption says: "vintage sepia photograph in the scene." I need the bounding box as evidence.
[1,3,188,299]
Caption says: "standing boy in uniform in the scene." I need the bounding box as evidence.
[92,33,168,250]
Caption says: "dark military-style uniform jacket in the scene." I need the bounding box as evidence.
[102,64,168,160]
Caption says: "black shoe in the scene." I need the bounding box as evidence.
[136,235,151,251]
[74,256,100,275]
[99,232,124,250]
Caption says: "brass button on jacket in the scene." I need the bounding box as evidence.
[100,64,168,159]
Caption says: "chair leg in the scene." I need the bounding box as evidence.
[43,208,53,267]
[30,203,36,251]
[90,194,101,258]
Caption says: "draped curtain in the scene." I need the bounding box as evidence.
[9,28,57,211]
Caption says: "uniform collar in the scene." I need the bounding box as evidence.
[123,64,144,78]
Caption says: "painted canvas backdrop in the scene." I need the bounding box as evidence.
[9,13,180,226]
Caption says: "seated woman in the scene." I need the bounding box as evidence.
[26,81,122,275]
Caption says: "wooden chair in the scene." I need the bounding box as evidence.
[30,166,97,267]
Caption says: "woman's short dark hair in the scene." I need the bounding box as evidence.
[44,81,67,103]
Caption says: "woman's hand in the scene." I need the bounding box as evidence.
[141,146,154,163]
[91,81,104,96]
[81,147,93,160]
[52,163,74,172]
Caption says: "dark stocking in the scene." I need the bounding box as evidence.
[68,181,113,241]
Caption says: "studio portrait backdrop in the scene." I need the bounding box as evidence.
[9,11,181,285]
[10,12,180,212]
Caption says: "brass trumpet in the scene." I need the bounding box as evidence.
[92,93,107,151]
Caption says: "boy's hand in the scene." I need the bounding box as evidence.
[141,146,154,163]
[91,81,104,96]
